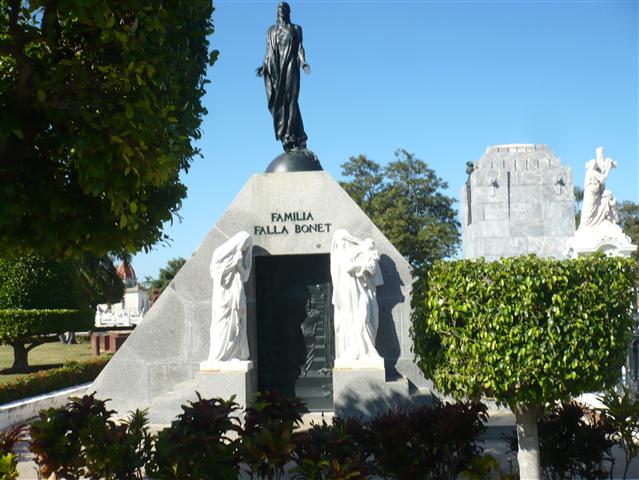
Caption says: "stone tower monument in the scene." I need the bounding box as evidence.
[460,144,575,260]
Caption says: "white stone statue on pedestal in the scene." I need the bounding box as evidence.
[200,231,254,371]
[580,147,618,228]
[330,229,385,369]
[566,147,636,258]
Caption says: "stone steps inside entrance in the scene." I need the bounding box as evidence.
[148,379,200,425]
[148,368,418,425]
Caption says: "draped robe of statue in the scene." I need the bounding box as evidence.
[261,22,308,150]
[580,147,617,229]
[330,229,384,364]
[205,231,253,363]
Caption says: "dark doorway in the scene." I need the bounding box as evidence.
[256,254,334,410]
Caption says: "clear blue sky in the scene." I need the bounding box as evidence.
[132,0,638,281]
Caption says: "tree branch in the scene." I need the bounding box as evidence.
[41,0,61,50]
[0,39,14,56]
[25,340,44,352]
[7,0,34,100]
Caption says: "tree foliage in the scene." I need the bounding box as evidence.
[340,150,460,278]
[144,257,185,293]
[618,201,639,263]
[413,254,636,478]
[413,255,636,407]
[573,185,584,227]
[0,253,83,310]
[0,309,93,344]
[0,0,218,258]
[75,254,125,309]
[0,253,92,371]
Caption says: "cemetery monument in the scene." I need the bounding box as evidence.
[460,143,575,260]
[92,3,423,423]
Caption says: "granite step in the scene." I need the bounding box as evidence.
[147,379,200,425]
[148,369,417,425]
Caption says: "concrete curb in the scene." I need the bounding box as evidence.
[1,383,91,429]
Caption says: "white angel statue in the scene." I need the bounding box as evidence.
[580,147,618,229]
[201,231,253,369]
[330,229,384,367]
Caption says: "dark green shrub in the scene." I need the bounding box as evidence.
[292,416,373,479]
[148,393,242,480]
[0,424,25,455]
[82,409,153,480]
[0,453,18,480]
[369,401,487,480]
[0,357,110,404]
[0,424,25,480]
[29,394,114,479]
[505,402,614,480]
[600,387,639,480]
[29,393,151,480]
[460,453,518,480]
[241,390,305,480]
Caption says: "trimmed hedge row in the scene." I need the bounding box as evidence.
[0,309,94,343]
[0,357,110,404]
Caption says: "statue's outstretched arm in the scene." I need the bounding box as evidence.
[297,26,310,74]
[256,30,272,77]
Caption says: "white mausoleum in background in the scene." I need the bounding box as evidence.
[95,262,149,328]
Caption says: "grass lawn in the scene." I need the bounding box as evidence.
[0,341,95,385]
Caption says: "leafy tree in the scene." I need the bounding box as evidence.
[0,0,218,258]
[618,201,639,263]
[340,150,460,279]
[57,253,125,344]
[144,257,185,295]
[0,254,93,371]
[412,255,637,479]
[573,185,584,227]
[76,254,125,310]
[340,155,384,214]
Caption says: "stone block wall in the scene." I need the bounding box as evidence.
[460,144,575,260]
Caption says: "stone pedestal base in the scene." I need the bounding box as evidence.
[200,359,253,372]
[333,365,410,418]
[193,363,255,409]
[333,356,385,370]
[566,223,637,258]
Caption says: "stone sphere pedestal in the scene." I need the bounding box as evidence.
[265,149,322,173]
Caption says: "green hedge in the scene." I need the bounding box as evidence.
[0,309,94,344]
[413,255,637,406]
[0,254,82,310]
[0,357,110,405]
